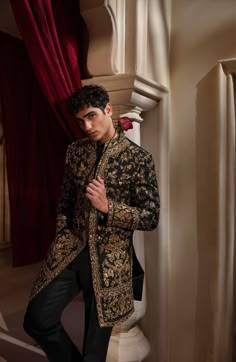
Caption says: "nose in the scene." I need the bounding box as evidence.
[83,120,92,132]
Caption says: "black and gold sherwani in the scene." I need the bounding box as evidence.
[31,132,160,327]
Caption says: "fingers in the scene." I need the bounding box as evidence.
[97,176,104,184]
[87,177,104,190]
[90,176,104,186]
[86,177,105,196]
[89,180,101,188]
[85,177,108,213]
[87,183,98,193]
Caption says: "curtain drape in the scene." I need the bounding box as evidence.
[0,0,83,266]
[0,32,66,265]
[10,0,83,139]
[196,63,235,362]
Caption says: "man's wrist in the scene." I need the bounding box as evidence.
[101,200,108,214]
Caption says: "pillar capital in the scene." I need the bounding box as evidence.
[82,73,168,115]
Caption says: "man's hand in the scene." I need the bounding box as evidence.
[86,176,108,213]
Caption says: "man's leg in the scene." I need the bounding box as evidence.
[82,293,112,362]
[75,247,112,361]
[23,259,82,362]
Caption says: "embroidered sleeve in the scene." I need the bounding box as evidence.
[107,154,160,230]
[56,145,76,235]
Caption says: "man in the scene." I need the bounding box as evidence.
[23,84,160,361]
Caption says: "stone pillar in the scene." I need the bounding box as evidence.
[106,107,150,362]
[80,0,170,359]
[82,74,168,361]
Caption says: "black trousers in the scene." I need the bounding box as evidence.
[23,247,112,362]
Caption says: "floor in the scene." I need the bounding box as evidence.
[0,248,84,362]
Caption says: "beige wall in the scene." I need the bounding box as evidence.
[0,0,20,38]
[145,0,171,87]
[170,1,236,361]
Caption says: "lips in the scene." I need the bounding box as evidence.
[88,131,97,137]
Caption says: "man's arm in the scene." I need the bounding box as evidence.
[86,153,160,231]
[106,154,160,231]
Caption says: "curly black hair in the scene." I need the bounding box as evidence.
[68,84,110,115]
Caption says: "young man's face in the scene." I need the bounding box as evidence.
[75,103,115,144]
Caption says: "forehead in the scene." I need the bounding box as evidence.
[77,106,102,118]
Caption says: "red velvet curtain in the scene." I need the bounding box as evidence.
[0,1,83,266]
[10,0,83,138]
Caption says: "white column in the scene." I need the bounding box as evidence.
[106,110,150,362]
[82,74,168,362]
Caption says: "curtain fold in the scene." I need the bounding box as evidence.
[0,0,83,266]
[196,63,235,362]
[10,0,82,139]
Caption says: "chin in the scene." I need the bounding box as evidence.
[88,133,99,141]
[93,135,101,142]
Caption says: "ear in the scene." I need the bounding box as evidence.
[105,103,112,116]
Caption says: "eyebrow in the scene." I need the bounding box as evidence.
[76,111,96,122]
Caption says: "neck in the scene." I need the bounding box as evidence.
[98,129,117,145]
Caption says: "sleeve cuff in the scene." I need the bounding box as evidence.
[107,199,139,229]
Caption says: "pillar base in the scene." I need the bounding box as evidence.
[106,325,150,362]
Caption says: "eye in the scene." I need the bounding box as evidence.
[88,113,96,120]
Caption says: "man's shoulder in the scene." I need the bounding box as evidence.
[67,137,92,152]
[65,138,94,163]
[125,137,152,159]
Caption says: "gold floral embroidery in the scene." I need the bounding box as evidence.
[31,132,160,327]
[102,248,130,287]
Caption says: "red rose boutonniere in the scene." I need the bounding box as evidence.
[117,117,133,133]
